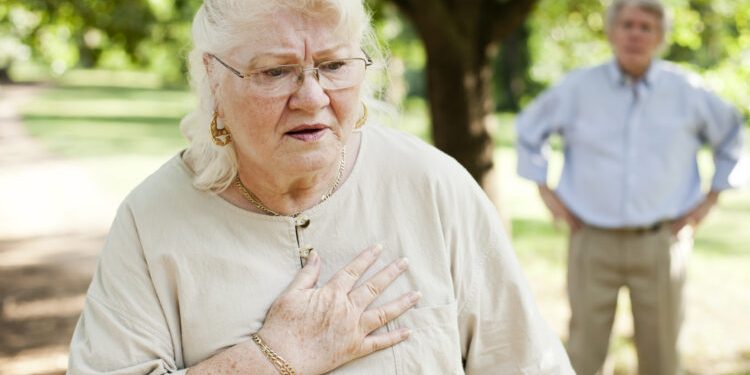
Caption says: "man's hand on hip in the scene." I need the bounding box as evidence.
[670,190,720,236]
[537,184,583,233]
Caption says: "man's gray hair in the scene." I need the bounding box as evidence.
[605,0,670,37]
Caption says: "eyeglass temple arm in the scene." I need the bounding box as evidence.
[208,54,246,78]
[362,50,373,67]
[210,51,372,76]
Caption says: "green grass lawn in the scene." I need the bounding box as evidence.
[21,85,193,158]
[16,74,750,374]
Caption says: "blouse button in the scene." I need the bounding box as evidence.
[295,215,311,228]
[299,245,314,258]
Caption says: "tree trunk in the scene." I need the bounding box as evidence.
[422,36,499,205]
[495,23,533,112]
[0,66,11,84]
[390,0,538,213]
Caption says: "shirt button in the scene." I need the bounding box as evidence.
[299,245,314,258]
[295,215,311,228]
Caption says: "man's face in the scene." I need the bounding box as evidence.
[609,5,663,77]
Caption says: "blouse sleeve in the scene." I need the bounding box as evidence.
[68,202,185,374]
[437,165,574,374]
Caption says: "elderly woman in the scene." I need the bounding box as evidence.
[68,0,572,374]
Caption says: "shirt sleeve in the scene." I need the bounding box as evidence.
[515,78,575,184]
[695,86,747,191]
[438,165,574,374]
[68,203,185,374]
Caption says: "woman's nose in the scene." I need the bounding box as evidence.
[289,69,330,112]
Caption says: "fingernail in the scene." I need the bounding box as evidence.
[409,291,421,304]
[372,244,383,256]
[309,250,319,265]
[401,328,412,339]
[397,257,409,270]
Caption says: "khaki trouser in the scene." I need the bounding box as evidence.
[566,224,692,375]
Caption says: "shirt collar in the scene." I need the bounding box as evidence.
[607,59,661,88]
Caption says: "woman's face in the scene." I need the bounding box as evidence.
[212,11,363,177]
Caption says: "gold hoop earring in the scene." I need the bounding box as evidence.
[354,102,368,130]
[210,112,232,146]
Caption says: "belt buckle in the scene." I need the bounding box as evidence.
[634,222,663,234]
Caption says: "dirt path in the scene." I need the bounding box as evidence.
[0,84,110,375]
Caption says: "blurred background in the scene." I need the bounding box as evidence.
[0,0,748,374]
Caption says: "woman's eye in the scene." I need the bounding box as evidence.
[320,61,347,71]
[262,67,294,78]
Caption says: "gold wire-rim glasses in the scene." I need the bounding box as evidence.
[208,52,373,96]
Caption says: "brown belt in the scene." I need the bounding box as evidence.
[588,221,668,235]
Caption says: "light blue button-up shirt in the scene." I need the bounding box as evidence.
[516,60,745,228]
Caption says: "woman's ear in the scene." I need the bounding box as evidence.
[203,53,220,98]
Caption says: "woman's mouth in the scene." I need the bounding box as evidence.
[286,124,328,142]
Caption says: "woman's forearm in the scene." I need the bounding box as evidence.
[187,340,281,375]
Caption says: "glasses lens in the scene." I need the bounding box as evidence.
[247,58,367,96]
[318,58,367,90]
[250,65,302,96]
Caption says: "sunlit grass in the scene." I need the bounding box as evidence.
[20,85,193,158]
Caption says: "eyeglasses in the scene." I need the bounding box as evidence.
[209,53,373,97]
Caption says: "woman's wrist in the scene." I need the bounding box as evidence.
[251,333,297,375]
[186,340,279,375]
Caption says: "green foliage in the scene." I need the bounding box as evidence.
[493,24,540,111]
[369,0,749,117]
[1,0,201,84]
[2,0,749,116]
[370,2,426,103]
[527,0,610,86]
[525,0,750,117]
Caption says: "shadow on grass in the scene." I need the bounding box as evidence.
[24,114,182,126]
[21,118,187,158]
[18,84,192,158]
[0,232,104,374]
[39,85,190,101]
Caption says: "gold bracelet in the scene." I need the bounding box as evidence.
[250,333,297,375]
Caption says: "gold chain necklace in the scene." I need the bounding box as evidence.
[234,147,346,217]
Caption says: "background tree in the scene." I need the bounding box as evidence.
[2,0,747,193]
[367,0,539,208]
[493,23,538,113]
[0,0,201,84]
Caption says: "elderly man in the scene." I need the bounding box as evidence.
[515,0,746,374]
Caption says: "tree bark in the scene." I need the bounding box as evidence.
[390,0,538,211]
[0,66,11,84]
[422,34,497,192]
[496,24,533,112]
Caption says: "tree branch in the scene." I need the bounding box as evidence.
[390,0,415,18]
[397,0,477,58]
[488,0,539,42]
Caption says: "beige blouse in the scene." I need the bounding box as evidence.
[68,124,573,374]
